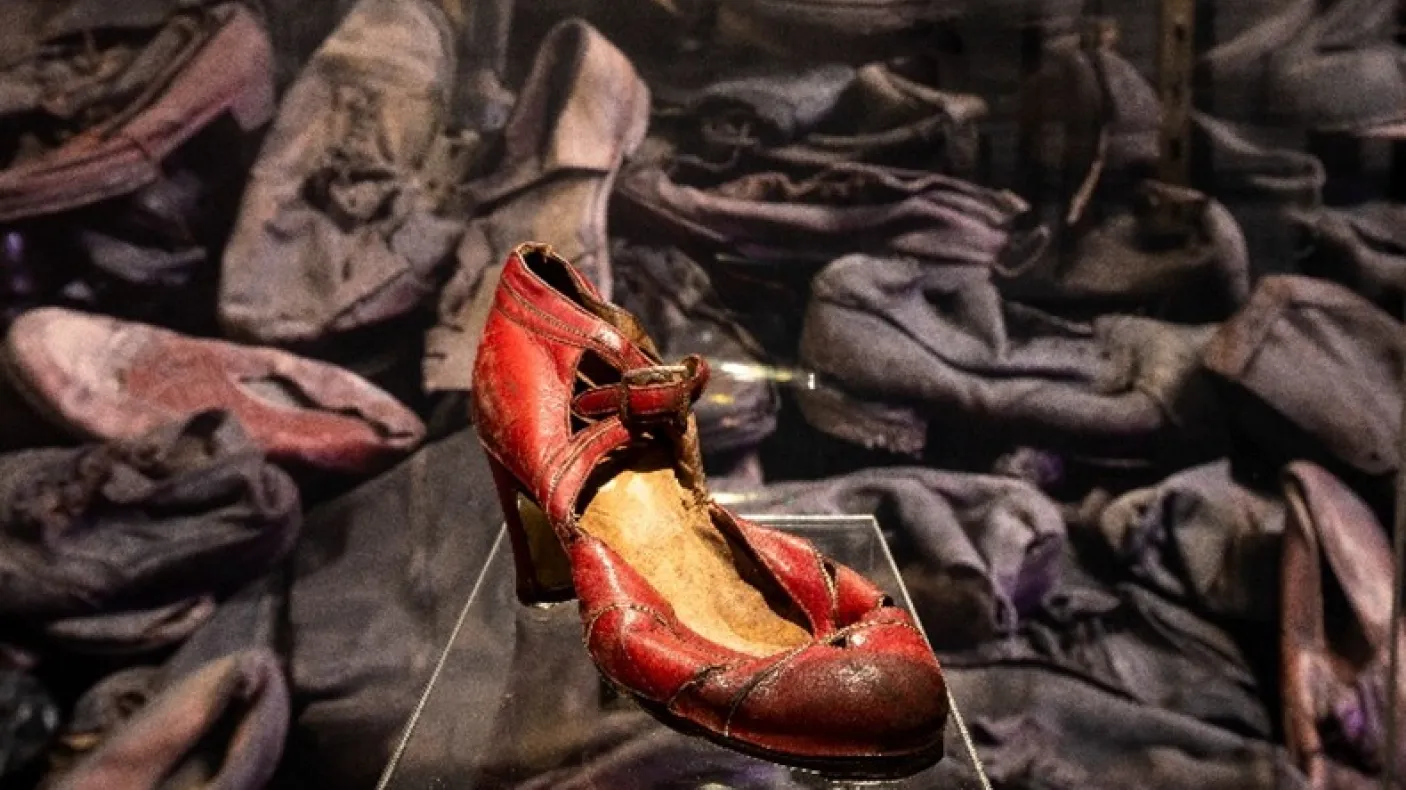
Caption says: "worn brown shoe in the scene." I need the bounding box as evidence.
[219,0,467,345]
[422,19,650,392]
[1281,462,1406,787]
[3,308,425,473]
[0,3,274,222]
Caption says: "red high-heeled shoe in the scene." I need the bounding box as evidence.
[471,243,948,778]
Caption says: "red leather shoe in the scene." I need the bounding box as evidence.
[471,243,948,778]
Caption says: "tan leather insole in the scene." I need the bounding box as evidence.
[579,452,809,658]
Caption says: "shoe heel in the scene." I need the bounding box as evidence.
[488,456,576,605]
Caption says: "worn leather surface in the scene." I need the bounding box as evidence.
[1096,460,1284,623]
[615,160,1037,272]
[1281,462,1406,788]
[1204,276,1406,482]
[0,3,274,222]
[5,307,425,473]
[0,412,299,638]
[50,649,288,790]
[1203,0,1406,132]
[470,244,949,764]
[220,0,464,345]
[651,61,986,179]
[1294,202,1406,314]
[423,19,649,392]
[796,253,1226,464]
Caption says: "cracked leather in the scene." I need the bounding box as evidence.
[0,3,274,222]
[0,412,299,641]
[470,243,950,764]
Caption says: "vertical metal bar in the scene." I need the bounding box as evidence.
[1156,0,1195,189]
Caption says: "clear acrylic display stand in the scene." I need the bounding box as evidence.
[377,514,990,789]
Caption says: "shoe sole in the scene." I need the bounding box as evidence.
[631,694,947,780]
[794,377,930,456]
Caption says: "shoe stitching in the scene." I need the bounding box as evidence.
[827,618,922,645]
[501,281,607,350]
[721,643,812,738]
[584,602,675,645]
[498,304,603,356]
[664,661,747,715]
[502,280,633,369]
[543,419,620,519]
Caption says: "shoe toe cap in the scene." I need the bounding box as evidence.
[705,626,948,760]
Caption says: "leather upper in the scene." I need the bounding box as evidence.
[0,4,274,222]
[6,308,425,473]
[470,243,948,761]
[1281,462,1406,785]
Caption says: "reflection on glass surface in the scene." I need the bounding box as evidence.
[378,515,986,790]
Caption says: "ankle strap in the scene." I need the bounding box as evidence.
[572,355,710,427]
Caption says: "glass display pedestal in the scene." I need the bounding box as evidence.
[377,515,987,789]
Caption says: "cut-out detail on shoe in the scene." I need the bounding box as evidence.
[572,350,622,434]
[516,488,575,599]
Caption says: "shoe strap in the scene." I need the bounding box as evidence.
[571,355,710,427]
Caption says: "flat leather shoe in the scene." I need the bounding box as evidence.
[1281,462,1406,787]
[4,308,425,473]
[470,242,948,778]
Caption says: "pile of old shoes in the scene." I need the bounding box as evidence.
[3,0,1406,788]
[0,1,275,334]
[795,253,1227,467]
[421,18,651,391]
[219,0,467,346]
[0,2,450,787]
[1202,0,1406,135]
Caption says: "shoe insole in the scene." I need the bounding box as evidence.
[579,451,810,658]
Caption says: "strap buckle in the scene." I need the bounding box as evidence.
[574,355,711,428]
